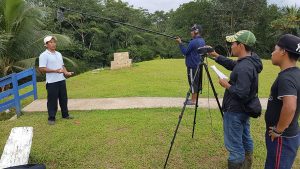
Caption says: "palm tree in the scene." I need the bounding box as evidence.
[0,0,72,77]
[271,6,300,36]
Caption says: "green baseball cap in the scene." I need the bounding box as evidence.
[226,30,256,47]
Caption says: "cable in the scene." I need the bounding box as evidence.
[205,57,218,138]
[56,6,189,43]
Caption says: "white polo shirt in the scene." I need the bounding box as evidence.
[39,50,66,84]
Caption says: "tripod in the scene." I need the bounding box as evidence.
[164,55,224,168]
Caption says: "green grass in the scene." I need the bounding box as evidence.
[1,108,298,169]
[1,59,300,168]
[34,58,299,99]
[0,86,37,120]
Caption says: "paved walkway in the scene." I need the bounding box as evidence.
[22,97,269,112]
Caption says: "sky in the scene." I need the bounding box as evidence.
[122,0,300,13]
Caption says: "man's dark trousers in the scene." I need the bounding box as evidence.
[46,80,69,121]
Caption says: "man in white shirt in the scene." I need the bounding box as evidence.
[39,35,74,125]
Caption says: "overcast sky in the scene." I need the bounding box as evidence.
[122,0,300,13]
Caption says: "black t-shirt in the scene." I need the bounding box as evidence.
[265,67,300,137]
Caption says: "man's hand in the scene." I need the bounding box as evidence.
[268,126,283,142]
[175,37,182,44]
[219,78,231,89]
[206,45,219,58]
[39,67,64,74]
[64,71,74,77]
[56,68,64,73]
[209,51,220,58]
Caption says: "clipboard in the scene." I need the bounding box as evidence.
[210,65,228,79]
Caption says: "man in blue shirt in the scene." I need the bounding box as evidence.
[176,24,206,105]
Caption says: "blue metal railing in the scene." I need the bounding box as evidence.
[0,68,38,115]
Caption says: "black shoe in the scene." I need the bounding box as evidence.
[63,116,74,119]
[228,160,243,169]
[183,99,192,104]
[48,120,55,125]
[186,100,196,105]
[242,151,253,169]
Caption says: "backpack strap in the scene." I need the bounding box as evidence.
[243,58,259,103]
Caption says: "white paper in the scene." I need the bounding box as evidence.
[210,65,228,79]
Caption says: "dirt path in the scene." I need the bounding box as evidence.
[22,97,269,112]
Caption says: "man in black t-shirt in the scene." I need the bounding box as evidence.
[265,34,300,169]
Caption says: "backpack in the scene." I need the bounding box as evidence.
[242,59,262,118]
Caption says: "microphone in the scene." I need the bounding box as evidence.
[56,7,65,23]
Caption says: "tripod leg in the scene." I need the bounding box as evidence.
[203,63,224,118]
[164,90,191,168]
[165,62,224,168]
[192,64,203,138]
[164,64,204,168]
[164,63,203,168]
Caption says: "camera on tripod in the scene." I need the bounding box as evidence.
[197,46,214,55]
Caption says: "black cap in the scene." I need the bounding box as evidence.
[191,24,202,34]
[277,34,300,55]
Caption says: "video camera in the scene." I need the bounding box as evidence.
[197,46,214,55]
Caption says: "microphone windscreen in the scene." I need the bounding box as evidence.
[56,8,64,23]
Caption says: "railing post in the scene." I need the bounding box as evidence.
[11,74,21,116]
[32,68,38,100]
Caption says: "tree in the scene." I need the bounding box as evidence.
[271,6,300,36]
[0,0,71,77]
[22,0,295,69]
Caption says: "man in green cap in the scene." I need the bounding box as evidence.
[208,30,263,169]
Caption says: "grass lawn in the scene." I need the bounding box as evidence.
[1,108,298,169]
[34,58,299,99]
[1,59,300,168]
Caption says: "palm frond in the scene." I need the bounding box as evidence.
[63,56,78,68]
[2,65,11,76]
[0,32,12,56]
[23,34,72,58]
[15,57,38,68]
[0,0,74,77]
[3,0,26,32]
[9,6,48,58]
[51,34,72,48]
[2,0,73,60]
[11,65,27,72]
[15,56,77,70]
